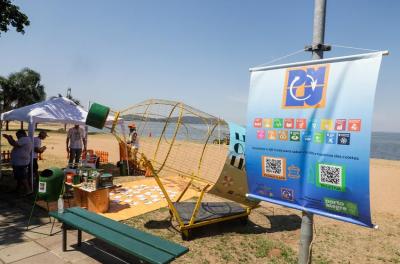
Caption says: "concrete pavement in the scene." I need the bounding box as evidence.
[0,194,142,264]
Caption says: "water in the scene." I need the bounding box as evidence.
[89,125,400,160]
[371,132,400,161]
[90,121,229,143]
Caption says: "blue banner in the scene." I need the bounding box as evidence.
[209,122,259,207]
[245,52,383,227]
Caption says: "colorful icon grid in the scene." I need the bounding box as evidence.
[253,118,361,146]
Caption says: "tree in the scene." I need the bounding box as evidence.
[0,0,30,36]
[0,68,46,130]
[6,68,46,108]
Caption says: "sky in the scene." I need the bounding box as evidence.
[1,0,399,132]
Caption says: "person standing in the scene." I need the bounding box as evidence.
[128,123,140,172]
[32,131,48,185]
[128,123,139,149]
[66,124,87,166]
[3,129,33,195]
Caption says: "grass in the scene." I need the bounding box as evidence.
[122,205,299,264]
[119,196,400,264]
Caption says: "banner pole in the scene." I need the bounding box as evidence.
[299,0,329,263]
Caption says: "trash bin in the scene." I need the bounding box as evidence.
[119,160,128,176]
[86,102,110,129]
[37,167,64,202]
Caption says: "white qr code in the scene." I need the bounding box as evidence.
[262,156,286,180]
[317,164,345,191]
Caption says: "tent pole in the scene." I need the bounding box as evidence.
[84,125,88,149]
[28,121,35,192]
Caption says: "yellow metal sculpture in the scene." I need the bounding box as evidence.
[89,99,257,239]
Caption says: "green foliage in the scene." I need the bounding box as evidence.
[0,68,46,111]
[0,0,30,36]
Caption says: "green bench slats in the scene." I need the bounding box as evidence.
[50,210,178,264]
[67,207,188,257]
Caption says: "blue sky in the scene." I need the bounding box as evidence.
[1,0,399,131]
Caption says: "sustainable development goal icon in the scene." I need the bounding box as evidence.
[282,64,330,108]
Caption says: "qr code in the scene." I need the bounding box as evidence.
[317,163,345,191]
[262,156,286,180]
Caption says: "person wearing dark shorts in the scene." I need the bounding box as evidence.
[3,130,33,195]
[13,165,28,188]
[66,124,87,166]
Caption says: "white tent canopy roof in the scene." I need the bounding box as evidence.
[0,96,122,186]
[1,96,115,125]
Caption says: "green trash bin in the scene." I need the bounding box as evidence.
[37,167,64,202]
[86,102,110,129]
[119,160,128,176]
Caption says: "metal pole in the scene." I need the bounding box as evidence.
[311,0,327,60]
[299,0,328,263]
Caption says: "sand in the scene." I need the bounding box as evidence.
[2,122,398,217]
[2,122,399,263]
[370,159,400,215]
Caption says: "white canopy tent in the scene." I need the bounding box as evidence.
[0,96,120,187]
[0,96,107,125]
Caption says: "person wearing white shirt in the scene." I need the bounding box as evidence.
[3,129,33,195]
[66,125,87,166]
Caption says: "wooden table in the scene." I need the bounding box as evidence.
[72,186,110,213]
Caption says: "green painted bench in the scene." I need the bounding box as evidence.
[49,207,188,264]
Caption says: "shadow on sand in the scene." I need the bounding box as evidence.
[265,214,302,233]
[144,217,268,240]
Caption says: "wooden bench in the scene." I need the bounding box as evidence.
[49,207,188,264]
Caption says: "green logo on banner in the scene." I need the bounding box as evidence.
[273,118,283,128]
[324,197,359,216]
[314,132,324,143]
[290,131,300,141]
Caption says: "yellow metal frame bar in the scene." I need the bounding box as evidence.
[110,111,120,133]
[196,121,219,178]
[153,102,181,163]
[180,209,251,230]
[149,160,214,185]
[141,154,186,227]
[137,103,151,136]
[176,178,193,202]
[188,184,210,225]
[158,103,184,172]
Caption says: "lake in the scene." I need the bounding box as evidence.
[371,132,400,161]
[90,124,400,161]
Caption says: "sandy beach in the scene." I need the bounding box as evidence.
[2,122,399,217]
[1,122,399,263]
